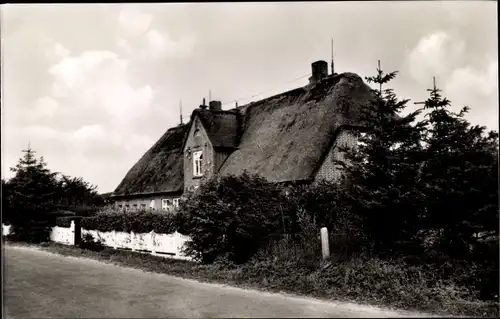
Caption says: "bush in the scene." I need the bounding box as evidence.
[80,210,180,234]
[7,221,52,243]
[79,233,105,251]
[177,172,290,264]
[55,216,74,228]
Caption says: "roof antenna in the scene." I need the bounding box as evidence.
[209,89,212,102]
[331,38,335,75]
[180,100,183,125]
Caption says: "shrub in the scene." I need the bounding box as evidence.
[55,216,74,228]
[80,210,180,234]
[7,221,52,243]
[79,233,105,251]
[177,172,290,264]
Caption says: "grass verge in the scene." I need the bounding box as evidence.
[5,239,498,318]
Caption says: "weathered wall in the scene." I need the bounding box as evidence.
[113,193,181,212]
[315,129,358,182]
[214,150,232,173]
[183,116,215,192]
[1,223,192,261]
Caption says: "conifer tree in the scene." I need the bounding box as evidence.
[340,61,427,255]
[7,145,59,241]
[418,78,499,260]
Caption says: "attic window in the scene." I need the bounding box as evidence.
[193,150,204,177]
[194,128,200,137]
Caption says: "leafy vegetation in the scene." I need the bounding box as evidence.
[176,172,290,264]
[79,210,180,234]
[2,146,106,242]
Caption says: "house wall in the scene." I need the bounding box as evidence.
[214,150,232,172]
[113,193,182,212]
[183,116,215,192]
[315,129,358,182]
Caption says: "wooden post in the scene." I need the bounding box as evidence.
[73,218,81,246]
[70,221,75,246]
[131,231,136,251]
[150,231,157,256]
[320,227,330,260]
[112,230,118,249]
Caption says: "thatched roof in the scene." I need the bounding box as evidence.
[113,71,374,196]
[189,109,241,149]
[218,72,374,182]
[113,124,189,196]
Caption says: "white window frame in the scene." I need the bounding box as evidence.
[162,199,172,211]
[173,198,180,209]
[193,150,204,177]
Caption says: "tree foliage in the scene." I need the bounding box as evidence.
[176,171,289,264]
[339,61,427,255]
[3,146,105,241]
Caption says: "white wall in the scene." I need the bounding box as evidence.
[2,223,192,261]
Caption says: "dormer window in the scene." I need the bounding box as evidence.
[193,150,204,177]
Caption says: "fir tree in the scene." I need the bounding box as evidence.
[7,145,59,241]
[418,78,499,260]
[340,61,427,255]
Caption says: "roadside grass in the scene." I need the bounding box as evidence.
[5,239,498,318]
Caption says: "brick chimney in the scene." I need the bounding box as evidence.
[209,100,222,111]
[309,60,328,84]
[200,98,207,110]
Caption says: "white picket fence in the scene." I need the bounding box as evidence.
[51,224,76,245]
[2,224,12,236]
[2,222,192,261]
[81,228,192,260]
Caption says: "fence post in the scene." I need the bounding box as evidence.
[112,230,118,249]
[70,221,75,246]
[150,231,157,256]
[131,231,136,251]
[320,227,330,260]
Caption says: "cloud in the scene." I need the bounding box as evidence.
[48,49,154,127]
[446,60,498,98]
[118,6,153,37]
[32,96,59,119]
[406,31,466,84]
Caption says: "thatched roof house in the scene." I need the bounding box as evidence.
[112,60,374,211]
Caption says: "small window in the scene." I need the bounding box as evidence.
[149,200,155,209]
[141,203,146,209]
[173,198,180,208]
[162,199,172,211]
[125,204,130,210]
[193,150,204,177]
[118,204,123,209]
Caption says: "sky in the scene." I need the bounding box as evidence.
[1,2,498,193]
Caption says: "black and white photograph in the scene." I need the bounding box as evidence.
[1,1,498,318]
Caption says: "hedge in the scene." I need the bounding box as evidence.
[55,216,75,228]
[80,210,182,234]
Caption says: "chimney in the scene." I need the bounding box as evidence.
[200,98,207,109]
[309,60,328,84]
[209,100,222,111]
